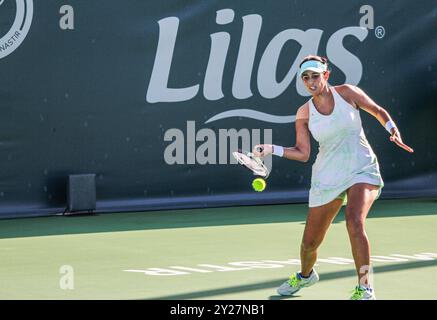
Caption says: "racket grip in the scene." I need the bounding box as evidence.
[256,146,264,153]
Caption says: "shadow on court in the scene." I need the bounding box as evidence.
[145,259,437,300]
[0,199,436,239]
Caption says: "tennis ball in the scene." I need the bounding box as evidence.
[252,177,266,192]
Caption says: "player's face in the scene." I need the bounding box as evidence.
[301,71,327,95]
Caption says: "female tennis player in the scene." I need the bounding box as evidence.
[253,55,414,300]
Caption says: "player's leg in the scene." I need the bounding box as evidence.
[277,197,343,296]
[345,183,379,296]
[300,197,344,276]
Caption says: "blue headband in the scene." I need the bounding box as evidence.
[299,60,327,77]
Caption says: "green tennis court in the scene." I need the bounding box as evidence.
[1,198,436,300]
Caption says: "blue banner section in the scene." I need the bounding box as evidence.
[0,1,436,217]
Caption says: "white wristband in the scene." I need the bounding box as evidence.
[385,120,397,134]
[272,145,284,157]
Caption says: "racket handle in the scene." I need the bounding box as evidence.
[256,146,264,153]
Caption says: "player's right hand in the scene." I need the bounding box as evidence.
[253,144,273,157]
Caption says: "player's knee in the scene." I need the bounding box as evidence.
[301,238,320,252]
[346,216,365,236]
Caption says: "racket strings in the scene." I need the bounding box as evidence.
[232,151,269,178]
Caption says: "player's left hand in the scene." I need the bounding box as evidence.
[390,129,414,153]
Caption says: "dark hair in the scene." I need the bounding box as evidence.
[299,55,329,69]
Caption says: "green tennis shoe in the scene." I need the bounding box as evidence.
[277,269,319,296]
[350,285,376,300]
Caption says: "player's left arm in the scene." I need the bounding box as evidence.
[339,84,414,153]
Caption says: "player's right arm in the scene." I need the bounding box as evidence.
[253,103,311,162]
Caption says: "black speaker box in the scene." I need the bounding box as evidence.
[67,174,96,213]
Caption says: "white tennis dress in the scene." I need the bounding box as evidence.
[308,87,384,207]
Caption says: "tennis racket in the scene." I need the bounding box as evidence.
[232,147,270,179]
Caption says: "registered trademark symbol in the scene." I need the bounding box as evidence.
[375,26,385,39]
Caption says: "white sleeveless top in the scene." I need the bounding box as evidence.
[308,87,384,207]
